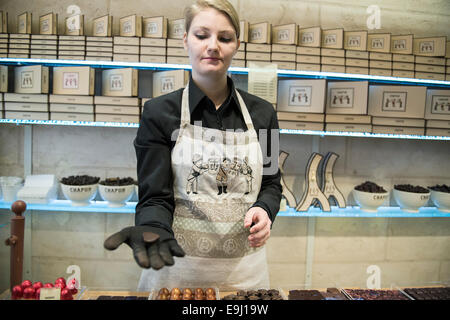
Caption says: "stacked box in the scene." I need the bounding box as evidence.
[4,93,49,120]
[247,22,271,67]
[86,36,113,61]
[30,34,57,59]
[320,28,344,73]
[270,23,297,70]
[49,94,94,121]
[0,33,7,58]
[0,65,7,92]
[276,79,326,131]
[391,35,414,78]
[325,81,371,133]
[424,89,450,137]
[414,56,446,81]
[231,20,248,68]
[296,26,321,72]
[152,69,189,98]
[58,35,85,60]
[39,12,58,35]
[368,85,427,135]
[17,12,32,34]
[92,14,112,37]
[101,68,138,97]
[113,36,139,62]
[8,34,30,58]
[166,39,188,65]
[0,10,8,34]
[52,66,95,96]
[94,96,140,123]
[14,65,49,94]
[344,31,368,75]
[140,16,167,63]
[368,33,392,76]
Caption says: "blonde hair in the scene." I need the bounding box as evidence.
[184,0,240,38]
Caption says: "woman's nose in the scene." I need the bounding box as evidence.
[207,36,219,51]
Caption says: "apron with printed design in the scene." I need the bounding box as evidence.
[138,83,269,291]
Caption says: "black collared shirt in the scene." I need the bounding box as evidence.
[134,75,282,233]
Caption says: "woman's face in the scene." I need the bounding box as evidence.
[184,8,240,78]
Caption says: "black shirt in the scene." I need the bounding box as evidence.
[134,75,282,233]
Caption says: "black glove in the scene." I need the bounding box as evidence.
[104,226,185,270]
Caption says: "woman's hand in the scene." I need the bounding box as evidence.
[244,207,272,247]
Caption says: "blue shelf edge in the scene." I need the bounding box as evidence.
[0,200,449,217]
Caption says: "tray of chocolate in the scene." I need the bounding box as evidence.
[150,287,219,300]
[80,290,151,300]
[341,288,410,300]
[288,288,348,300]
[222,289,287,300]
[401,287,450,300]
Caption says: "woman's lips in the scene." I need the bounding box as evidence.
[203,57,221,61]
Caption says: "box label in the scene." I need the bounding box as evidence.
[301,32,314,44]
[347,36,361,47]
[371,38,384,49]
[330,88,354,108]
[110,74,123,91]
[324,34,337,46]
[20,71,34,88]
[41,19,49,33]
[63,72,79,89]
[419,41,434,54]
[146,22,158,35]
[277,29,290,41]
[250,27,262,41]
[288,86,312,107]
[122,20,132,34]
[161,76,175,93]
[172,22,184,38]
[431,95,450,115]
[95,21,105,34]
[382,92,407,112]
[393,39,406,50]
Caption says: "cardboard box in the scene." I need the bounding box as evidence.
[94,96,140,106]
[166,56,190,64]
[415,64,446,73]
[296,46,320,56]
[113,36,139,46]
[31,39,57,46]
[143,16,167,38]
[392,70,415,78]
[119,14,142,37]
[298,26,321,47]
[167,39,184,48]
[167,47,188,57]
[368,85,427,119]
[140,46,166,55]
[53,67,95,96]
[273,61,296,70]
[372,116,425,127]
[393,62,414,71]
[370,60,392,69]
[152,69,189,97]
[239,20,248,43]
[141,37,166,47]
[50,103,94,113]
[85,56,112,62]
[346,50,369,59]
[4,93,48,103]
[113,45,139,54]
[277,79,326,113]
[325,114,371,124]
[321,56,345,66]
[65,14,84,36]
[321,48,345,57]
[345,58,369,67]
[102,68,138,97]
[0,11,8,33]
[86,36,112,42]
[246,43,271,53]
[93,14,112,37]
[271,52,295,62]
[0,65,7,92]
[415,72,445,80]
[168,18,185,39]
[296,63,320,72]
[249,22,271,44]
[426,119,450,129]
[30,54,57,59]
[271,44,296,54]
[95,105,140,115]
[413,36,447,57]
[424,89,450,120]
[321,65,345,73]
[39,12,57,35]
[50,112,94,121]
[391,34,413,55]
[5,111,49,120]
[370,69,392,76]
[5,102,48,112]
[140,55,166,63]
[344,31,367,51]
[426,128,450,137]
[95,114,139,123]
[393,54,415,63]
[272,23,297,45]
[415,56,446,65]
[233,51,245,60]
[50,94,93,104]
[370,52,392,61]
[230,59,245,68]
[14,65,49,94]
[372,125,424,135]
[18,12,32,34]
[321,28,344,49]
[31,44,57,50]
[245,52,270,61]
[325,123,372,133]
[368,33,391,53]
[325,81,369,115]
[113,54,139,62]
[279,120,324,131]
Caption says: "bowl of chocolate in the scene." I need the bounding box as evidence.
[428,184,450,212]
[98,177,136,207]
[60,175,100,206]
[352,181,389,212]
[393,184,430,213]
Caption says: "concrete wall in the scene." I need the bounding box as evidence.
[1,0,450,293]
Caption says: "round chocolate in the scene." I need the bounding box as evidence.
[195,288,204,295]
[205,288,215,295]
[159,288,169,295]
[183,288,193,295]
[171,288,181,295]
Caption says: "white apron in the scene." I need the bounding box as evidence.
[138,83,269,291]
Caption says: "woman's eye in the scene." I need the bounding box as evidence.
[195,34,207,40]
[220,38,232,43]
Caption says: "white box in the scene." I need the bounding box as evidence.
[113,45,139,54]
[113,36,139,46]
[4,93,48,103]
[14,65,49,94]
[296,46,320,56]
[167,47,188,57]
[296,55,320,64]
[391,35,413,55]
[246,52,270,61]
[426,128,450,137]
[368,33,391,53]
[49,94,93,104]
[113,54,140,62]
[95,114,140,123]
[277,79,326,113]
[321,48,345,57]
[369,68,392,76]
[168,18,185,39]
[95,105,140,115]
[140,46,166,55]
[94,96,140,106]
[5,102,48,112]
[392,70,415,78]
[273,61,296,70]
[276,111,324,123]
[321,65,345,73]
[325,81,369,115]
[152,69,189,98]
[413,36,447,57]
[140,37,166,47]
[39,12,58,35]
[321,28,344,49]
[5,111,49,120]
[140,55,166,63]
[298,26,321,47]
[17,12,32,34]
[415,56,446,65]
[325,123,372,133]
[50,103,94,113]
[370,52,392,61]
[249,22,271,44]
[102,68,138,97]
[296,63,321,72]
[279,121,324,131]
[143,16,167,38]
[321,56,345,65]
[415,64,445,73]
[272,23,297,45]
[372,116,425,127]
[93,15,112,37]
[119,14,142,37]
[424,89,450,120]
[344,31,368,51]
[346,50,369,59]
[325,114,371,124]
[167,39,184,48]
[271,44,296,53]
[247,43,271,52]
[415,72,445,80]
[372,125,424,135]
[230,59,245,68]
[368,85,427,119]
[392,62,414,71]
[426,119,450,129]
[53,67,94,95]
[50,112,94,121]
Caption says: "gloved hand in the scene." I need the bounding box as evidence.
[104,226,185,270]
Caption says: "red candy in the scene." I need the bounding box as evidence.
[21,280,32,290]
[11,285,23,300]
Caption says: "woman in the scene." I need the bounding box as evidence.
[104,0,282,290]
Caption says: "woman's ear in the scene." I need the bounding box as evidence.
[183,32,188,51]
